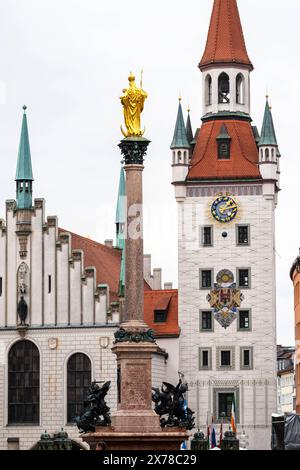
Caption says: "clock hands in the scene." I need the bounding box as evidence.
[219,202,237,214]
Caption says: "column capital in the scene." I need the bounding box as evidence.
[119,137,150,165]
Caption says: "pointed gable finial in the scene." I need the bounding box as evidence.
[15,106,34,209]
[259,96,278,147]
[199,0,253,70]
[171,99,190,150]
[16,106,33,182]
[186,107,194,147]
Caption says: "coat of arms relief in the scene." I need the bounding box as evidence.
[207,269,244,329]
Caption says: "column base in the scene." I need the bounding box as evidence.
[83,427,190,451]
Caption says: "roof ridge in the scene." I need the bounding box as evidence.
[228,0,235,62]
[233,120,258,167]
[60,228,120,255]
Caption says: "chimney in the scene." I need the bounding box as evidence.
[105,240,113,249]
[164,282,173,290]
[143,254,152,287]
[153,268,162,290]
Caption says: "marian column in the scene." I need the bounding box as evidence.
[82,74,189,449]
[111,72,161,434]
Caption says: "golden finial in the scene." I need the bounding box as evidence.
[187,105,191,113]
[120,72,148,138]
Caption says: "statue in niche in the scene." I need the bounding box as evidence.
[18,262,28,294]
[17,296,28,326]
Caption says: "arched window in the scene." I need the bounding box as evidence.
[67,353,91,423]
[271,148,275,160]
[218,73,230,104]
[8,340,40,424]
[205,74,212,105]
[265,148,270,161]
[172,151,175,164]
[236,74,245,104]
[260,149,263,160]
[178,151,182,162]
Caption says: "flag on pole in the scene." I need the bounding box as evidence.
[219,421,223,447]
[211,416,217,449]
[230,396,237,434]
[207,413,210,449]
[181,441,187,450]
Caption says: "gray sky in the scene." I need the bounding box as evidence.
[0,0,298,346]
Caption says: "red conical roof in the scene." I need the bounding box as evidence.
[199,0,253,70]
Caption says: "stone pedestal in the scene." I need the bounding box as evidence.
[83,429,189,451]
[111,341,161,433]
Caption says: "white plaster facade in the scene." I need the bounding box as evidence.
[175,184,278,450]
[0,197,171,450]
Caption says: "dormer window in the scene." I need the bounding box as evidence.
[217,124,231,160]
[154,310,167,323]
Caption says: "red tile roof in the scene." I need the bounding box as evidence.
[65,230,123,301]
[199,0,253,70]
[59,231,179,336]
[187,119,261,181]
[144,290,179,338]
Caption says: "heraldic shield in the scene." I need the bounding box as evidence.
[206,270,244,329]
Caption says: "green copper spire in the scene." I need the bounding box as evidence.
[15,106,34,209]
[115,167,126,233]
[170,99,190,150]
[259,98,278,147]
[186,108,194,146]
[116,167,126,297]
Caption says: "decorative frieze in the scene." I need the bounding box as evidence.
[187,185,262,198]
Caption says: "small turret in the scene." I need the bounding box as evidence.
[171,99,190,189]
[15,106,34,210]
[186,108,194,157]
[258,98,280,195]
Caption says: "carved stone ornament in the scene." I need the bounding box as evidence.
[18,262,29,295]
[48,338,58,350]
[18,235,28,259]
[207,269,244,329]
[114,328,155,344]
[118,137,150,166]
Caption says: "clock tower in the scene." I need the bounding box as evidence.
[172,0,280,450]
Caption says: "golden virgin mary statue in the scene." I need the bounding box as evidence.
[120,72,148,137]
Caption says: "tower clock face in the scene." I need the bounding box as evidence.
[211,196,238,223]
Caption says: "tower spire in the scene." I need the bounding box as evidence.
[170,100,190,150]
[199,0,253,71]
[259,97,278,146]
[186,108,194,146]
[15,106,34,209]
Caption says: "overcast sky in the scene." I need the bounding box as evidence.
[0,0,298,345]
